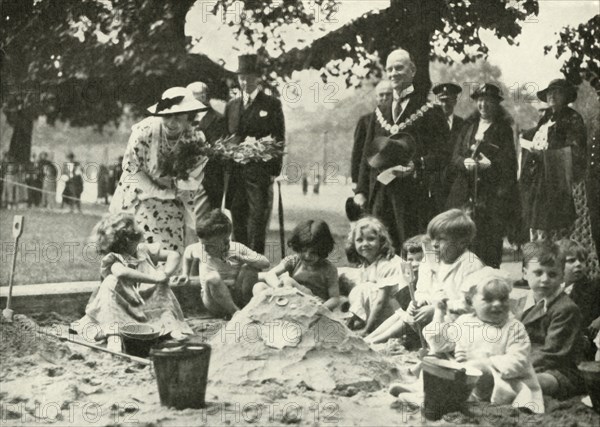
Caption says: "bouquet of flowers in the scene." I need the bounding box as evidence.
[161,129,209,181]
[211,135,285,164]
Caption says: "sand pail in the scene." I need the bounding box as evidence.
[150,343,211,409]
[578,361,600,413]
[421,356,482,420]
[120,324,160,358]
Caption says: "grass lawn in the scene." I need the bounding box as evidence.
[1,182,522,286]
[0,184,354,286]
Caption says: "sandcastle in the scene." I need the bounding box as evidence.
[208,288,400,394]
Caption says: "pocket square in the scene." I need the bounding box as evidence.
[259,110,268,117]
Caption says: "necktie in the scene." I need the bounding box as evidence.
[393,100,403,123]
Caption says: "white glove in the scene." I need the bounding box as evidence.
[464,158,477,171]
[478,153,492,169]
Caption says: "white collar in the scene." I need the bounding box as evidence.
[524,287,563,313]
[243,88,260,104]
[393,85,414,101]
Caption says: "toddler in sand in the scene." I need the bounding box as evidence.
[253,220,341,309]
[422,267,544,412]
[182,209,269,318]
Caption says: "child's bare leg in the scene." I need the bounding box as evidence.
[235,264,260,306]
[536,373,559,396]
[366,313,405,344]
[252,281,271,296]
[202,272,240,316]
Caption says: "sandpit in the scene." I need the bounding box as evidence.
[1,308,599,426]
[208,288,400,394]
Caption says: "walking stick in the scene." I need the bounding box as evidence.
[3,215,24,322]
[472,164,478,219]
[221,167,232,223]
[277,179,285,259]
[405,264,428,353]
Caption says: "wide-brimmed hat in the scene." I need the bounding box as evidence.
[432,83,462,100]
[471,83,503,101]
[537,79,577,103]
[368,133,416,170]
[147,87,209,116]
[236,54,259,75]
[345,197,365,222]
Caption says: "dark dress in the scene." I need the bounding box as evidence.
[446,111,519,268]
[520,107,586,232]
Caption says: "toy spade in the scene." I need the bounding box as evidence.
[3,215,24,322]
[220,168,232,223]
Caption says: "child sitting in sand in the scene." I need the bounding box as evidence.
[422,267,544,412]
[72,213,191,351]
[519,241,585,399]
[365,235,425,345]
[344,217,406,336]
[556,239,600,360]
[253,220,340,309]
[407,209,485,328]
[182,209,269,318]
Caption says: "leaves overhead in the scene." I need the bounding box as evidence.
[544,15,600,95]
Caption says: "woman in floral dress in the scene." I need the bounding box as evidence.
[110,87,209,254]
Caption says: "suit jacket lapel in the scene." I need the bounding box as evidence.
[382,100,394,126]
[229,97,243,133]
[398,94,420,123]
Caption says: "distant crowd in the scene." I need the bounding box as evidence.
[0,151,124,212]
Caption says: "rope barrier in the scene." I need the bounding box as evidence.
[0,176,110,205]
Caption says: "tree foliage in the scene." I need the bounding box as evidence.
[214,0,539,91]
[544,15,600,96]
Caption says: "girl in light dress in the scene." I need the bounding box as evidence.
[72,213,191,351]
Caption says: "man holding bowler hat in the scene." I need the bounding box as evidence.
[224,54,286,254]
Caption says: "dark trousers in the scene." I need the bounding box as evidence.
[472,213,504,268]
[587,176,600,262]
[229,163,272,254]
[203,159,225,210]
[371,179,424,252]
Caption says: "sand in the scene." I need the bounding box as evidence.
[1,308,599,426]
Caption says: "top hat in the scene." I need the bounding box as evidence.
[236,54,260,75]
[471,83,503,101]
[368,133,416,170]
[345,197,365,222]
[147,87,209,116]
[432,83,462,100]
[537,79,577,104]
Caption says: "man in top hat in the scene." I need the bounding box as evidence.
[351,80,393,186]
[224,54,286,254]
[432,82,464,209]
[355,49,449,249]
[187,81,228,214]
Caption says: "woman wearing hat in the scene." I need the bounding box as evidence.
[110,87,209,254]
[447,83,519,268]
[520,80,588,239]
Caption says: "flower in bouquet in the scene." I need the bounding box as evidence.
[161,129,209,180]
[211,135,284,164]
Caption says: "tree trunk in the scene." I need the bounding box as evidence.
[8,110,34,163]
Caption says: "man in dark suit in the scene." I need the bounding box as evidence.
[355,49,449,249]
[351,80,393,186]
[224,54,285,254]
[432,83,464,210]
[188,81,228,213]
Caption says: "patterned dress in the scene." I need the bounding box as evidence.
[110,116,208,254]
